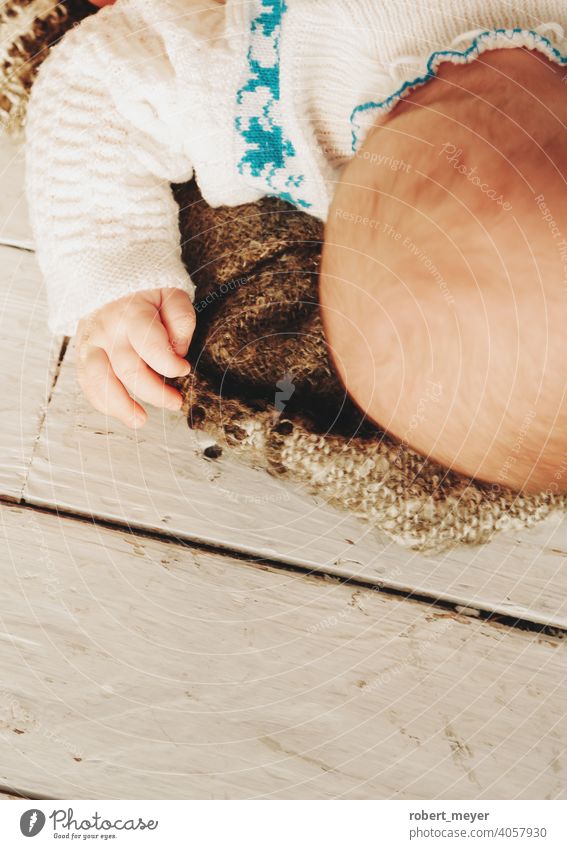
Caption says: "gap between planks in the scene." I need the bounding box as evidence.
[0,246,62,500]
[0,784,34,800]
[5,493,565,640]
[19,336,69,499]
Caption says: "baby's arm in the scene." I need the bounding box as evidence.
[25,3,195,426]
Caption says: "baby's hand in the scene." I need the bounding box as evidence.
[75,287,195,429]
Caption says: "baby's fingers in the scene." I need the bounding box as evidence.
[160,288,196,357]
[127,301,191,378]
[77,346,146,429]
[111,345,183,411]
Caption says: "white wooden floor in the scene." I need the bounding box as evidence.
[0,132,566,799]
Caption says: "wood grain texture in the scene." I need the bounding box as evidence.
[1,502,566,800]
[0,246,62,499]
[23,340,567,629]
[0,134,32,249]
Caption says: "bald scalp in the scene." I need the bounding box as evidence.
[320,52,567,491]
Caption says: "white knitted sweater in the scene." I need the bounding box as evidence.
[25,0,567,335]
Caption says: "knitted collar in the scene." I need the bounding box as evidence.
[350,26,567,152]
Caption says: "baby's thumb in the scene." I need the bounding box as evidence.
[159,288,196,357]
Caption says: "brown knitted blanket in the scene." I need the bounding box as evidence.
[3,0,565,550]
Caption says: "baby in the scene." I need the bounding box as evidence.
[25,0,567,493]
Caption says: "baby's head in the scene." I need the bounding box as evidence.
[321,48,567,493]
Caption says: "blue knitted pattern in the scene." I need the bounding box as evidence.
[235,0,310,209]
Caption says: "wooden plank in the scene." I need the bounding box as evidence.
[24,341,567,629]
[0,246,62,500]
[0,501,565,800]
[0,134,32,249]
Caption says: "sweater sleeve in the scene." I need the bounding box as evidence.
[25,2,196,337]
